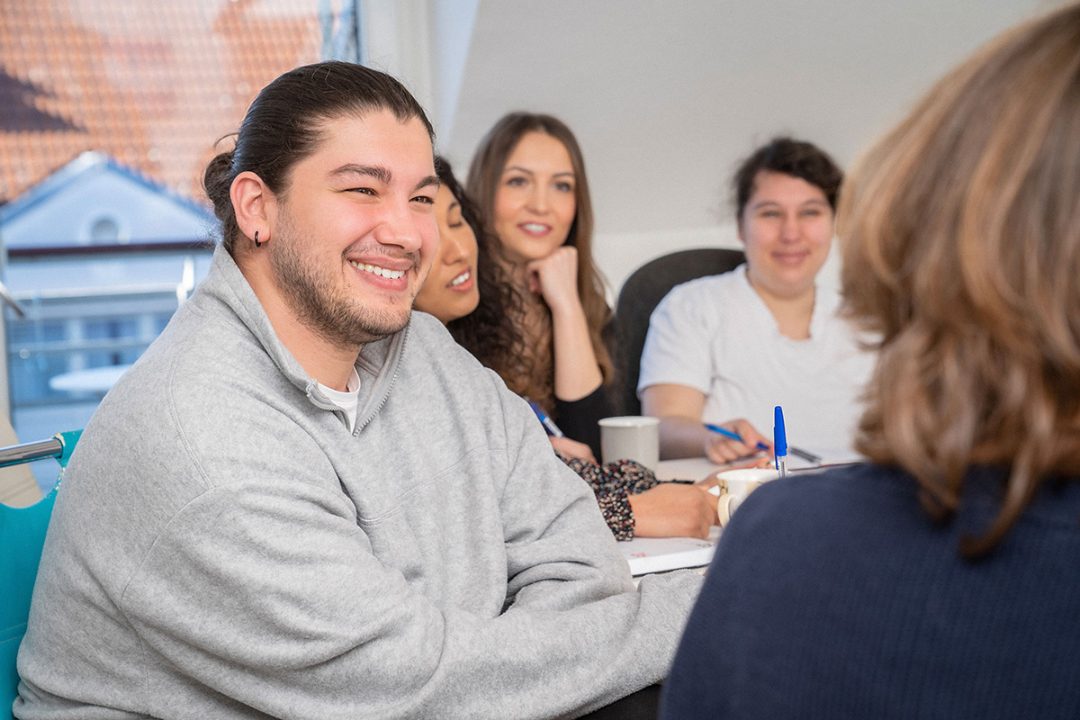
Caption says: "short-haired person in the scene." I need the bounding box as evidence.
[661,4,1080,718]
[466,113,626,460]
[14,62,701,720]
[639,138,874,463]
[416,157,718,540]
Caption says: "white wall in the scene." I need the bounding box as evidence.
[415,0,1063,298]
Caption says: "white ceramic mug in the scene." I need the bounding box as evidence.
[715,467,779,526]
[598,416,660,469]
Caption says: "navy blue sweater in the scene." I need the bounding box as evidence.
[661,463,1080,719]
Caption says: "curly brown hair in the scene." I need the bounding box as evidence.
[433,157,526,376]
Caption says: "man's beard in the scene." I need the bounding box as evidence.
[269,217,419,347]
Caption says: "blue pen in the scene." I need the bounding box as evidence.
[527,400,565,438]
[703,423,770,452]
[773,406,788,478]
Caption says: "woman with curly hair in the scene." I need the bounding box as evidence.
[414,157,520,374]
[415,157,717,540]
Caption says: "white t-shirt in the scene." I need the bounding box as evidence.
[318,368,362,433]
[637,264,874,458]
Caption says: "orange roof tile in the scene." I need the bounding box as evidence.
[0,0,322,206]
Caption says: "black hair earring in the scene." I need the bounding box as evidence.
[254,230,263,248]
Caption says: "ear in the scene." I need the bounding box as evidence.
[230,171,275,246]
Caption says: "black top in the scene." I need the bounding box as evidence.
[661,463,1080,719]
[554,382,613,460]
[549,316,619,459]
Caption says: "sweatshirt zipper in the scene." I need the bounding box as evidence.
[352,322,408,436]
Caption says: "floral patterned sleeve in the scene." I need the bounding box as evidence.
[557,455,661,541]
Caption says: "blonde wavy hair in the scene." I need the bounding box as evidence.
[838,3,1080,556]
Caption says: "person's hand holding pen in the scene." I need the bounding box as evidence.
[527,399,598,463]
[702,419,773,467]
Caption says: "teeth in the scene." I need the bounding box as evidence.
[450,271,471,287]
[522,223,547,233]
[350,261,405,279]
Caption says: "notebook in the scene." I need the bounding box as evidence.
[620,526,720,576]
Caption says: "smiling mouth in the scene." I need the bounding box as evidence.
[449,270,471,287]
[519,223,550,235]
[348,260,406,280]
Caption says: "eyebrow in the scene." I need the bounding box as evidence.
[751,198,830,209]
[330,164,440,193]
[502,165,576,179]
[331,164,390,183]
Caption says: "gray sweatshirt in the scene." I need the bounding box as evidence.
[15,247,701,720]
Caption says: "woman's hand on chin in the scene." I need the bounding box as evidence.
[526,246,583,315]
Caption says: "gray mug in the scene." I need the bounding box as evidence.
[598,416,660,469]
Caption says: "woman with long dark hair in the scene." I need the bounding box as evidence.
[416,158,717,540]
[466,113,614,460]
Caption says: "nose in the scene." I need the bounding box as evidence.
[439,228,467,264]
[372,202,424,253]
[525,184,549,214]
[780,212,800,242]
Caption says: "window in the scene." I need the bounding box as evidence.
[1,1,364,489]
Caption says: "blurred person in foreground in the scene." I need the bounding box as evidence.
[662,4,1080,718]
[14,61,700,720]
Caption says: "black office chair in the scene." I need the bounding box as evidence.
[613,247,745,416]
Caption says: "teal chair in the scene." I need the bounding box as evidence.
[0,430,81,719]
